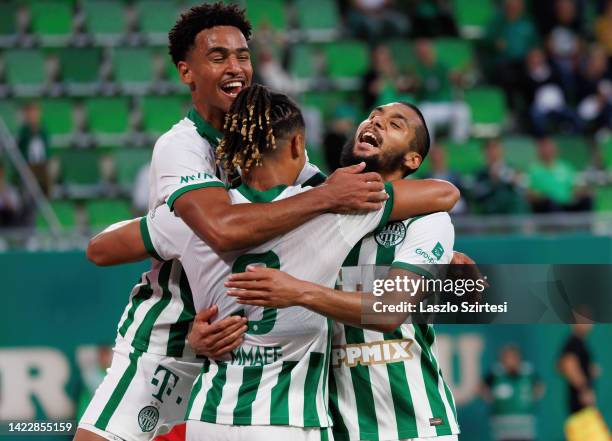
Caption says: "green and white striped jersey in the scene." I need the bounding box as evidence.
[330,212,460,441]
[142,182,394,428]
[116,109,326,360]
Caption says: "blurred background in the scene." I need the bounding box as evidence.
[0,0,611,440]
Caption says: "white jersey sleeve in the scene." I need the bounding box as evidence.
[141,204,194,261]
[150,129,225,210]
[391,211,455,279]
[337,181,394,245]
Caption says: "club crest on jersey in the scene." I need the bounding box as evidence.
[138,406,159,432]
[375,222,407,248]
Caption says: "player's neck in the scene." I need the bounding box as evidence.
[242,162,298,192]
[380,169,404,182]
[193,101,225,131]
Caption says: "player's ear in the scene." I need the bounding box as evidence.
[290,132,304,159]
[403,150,422,173]
[177,61,193,87]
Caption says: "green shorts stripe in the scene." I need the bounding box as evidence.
[95,350,142,430]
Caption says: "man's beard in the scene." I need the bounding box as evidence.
[339,138,405,175]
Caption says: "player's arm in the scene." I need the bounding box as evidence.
[86,218,147,266]
[174,163,387,253]
[389,178,459,220]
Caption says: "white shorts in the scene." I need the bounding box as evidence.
[186,420,334,441]
[79,338,202,441]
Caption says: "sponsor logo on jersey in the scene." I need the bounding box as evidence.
[429,417,444,426]
[432,242,444,260]
[230,345,283,366]
[138,405,159,432]
[331,339,414,368]
[375,222,407,248]
[179,172,217,184]
[415,248,437,264]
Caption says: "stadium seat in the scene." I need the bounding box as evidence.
[295,0,339,39]
[85,97,130,136]
[35,200,78,230]
[58,47,101,93]
[553,136,591,170]
[387,39,415,71]
[3,49,47,96]
[29,0,73,45]
[59,149,100,186]
[502,137,536,172]
[324,41,369,78]
[594,186,612,212]
[135,0,179,44]
[114,148,150,189]
[434,38,474,71]
[445,139,485,175]
[82,0,126,45]
[140,95,185,134]
[86,199,132,229]
[111,47,154,93]
[464,87,507,136]
[40,99,74,145]
[453,0,494,38]
[301,90,356,120]
[0,100,19,134]
[0,2,18,45]
[601,136,612,169]
[245,0,287,31]
[289,43,318,79]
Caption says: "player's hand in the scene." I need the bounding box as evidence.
[322,162,387,214]
[187,305,247,359]
[225,267,313,308]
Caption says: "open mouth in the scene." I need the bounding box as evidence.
[220,79,245,98]
[356,128,382,153]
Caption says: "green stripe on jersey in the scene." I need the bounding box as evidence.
[304,352,326,426]
[414,325,452,436]
[118,275,153,337]
[329,372,350,441]
[166,269,196,357]
[270,361,298,425]
[344,327,379,440]
[132,261,174,352]
[202,363,228,422]
[233,366,264,424]
[95,349,142,430]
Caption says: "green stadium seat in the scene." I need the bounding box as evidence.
[301,90,357,120]
[295,0,339,38]
[434,38,474,71]
[245,0,287,31]
[140,95,184,134]
[40,99,74,146]
[289,43,318,79]
[85,97,130,136]
[58,47,101,93]
[445,139,485,174]
[114,148,150,188]
[387,39,415,71]
[324,41,369,78]
[0,100,19,134]
[59,149,100,186]
[0,2,18,44]
[3,49,46,96]
[36,200,78,230]
[29,0,73,45]
[502,136,536,172]
[601,136,612,169]
[453,0,494,38]
[465,87,507,136]
[594,186,612,212]
[82,0,126,44]
[135,0,179,44]
[305,146,327,173]
[86,199,132,229]
[553,136,591,170]
[111,48,154,92]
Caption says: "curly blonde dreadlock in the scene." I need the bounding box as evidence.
[216,84,304,175]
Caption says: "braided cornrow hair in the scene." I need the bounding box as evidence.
[216,84,305,175]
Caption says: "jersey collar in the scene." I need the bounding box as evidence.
[236,183,288,203]
[187,108,223,147]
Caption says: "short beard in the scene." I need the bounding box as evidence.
[339,139,406,175]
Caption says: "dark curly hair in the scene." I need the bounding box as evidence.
[168,2,252,66]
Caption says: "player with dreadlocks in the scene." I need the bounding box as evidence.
[86,84,460,441]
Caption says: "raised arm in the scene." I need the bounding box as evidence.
[86,218,147,266]
[174,164,387,253]
[389,178,459,221]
